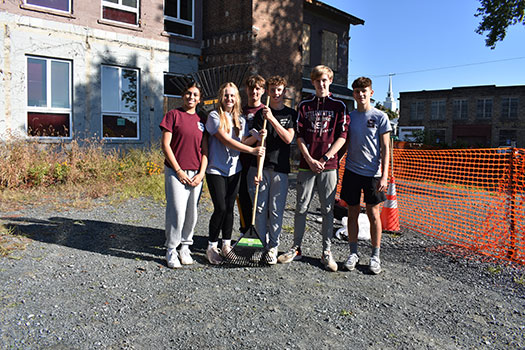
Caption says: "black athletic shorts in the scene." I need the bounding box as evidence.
[340,169,386,206]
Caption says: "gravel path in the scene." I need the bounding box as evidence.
[1,182,524,349]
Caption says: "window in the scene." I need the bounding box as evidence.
[499,129,517,147]
[429,129,446,145]
[25,0,70,12]
[501,97,518,119]
[431,100,446,120]
[102,0,139,25]
[164,0,194,38]
[302,24,311,66]
[26,56,71,138]
[410,101,424,120]
[476,98,492,119]
[453,99,468,120]
[101,65,139,139]
[321,30,337,70]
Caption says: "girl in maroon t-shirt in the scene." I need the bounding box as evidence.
[159,82,208,269]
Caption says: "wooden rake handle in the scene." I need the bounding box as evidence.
[251,96,270,226]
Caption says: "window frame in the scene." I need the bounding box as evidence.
[101,65,140,140]
[164,0,195,39]
[430,100,446,120]
[26,55,72,139]
[321,30,338,71]
[302,23,311,66]
[501,97,518,119]
[24,0,71,14]
[101,0,140,26]
[410,101,425,121]
[453,99,468,120]
[498,129,517,147]
[476,98,493,119]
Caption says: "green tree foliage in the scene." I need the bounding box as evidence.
[374,102,398,120]
[475,0,525,49]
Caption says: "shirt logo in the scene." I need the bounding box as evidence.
[197,122,205,132]
[367,118,377,128]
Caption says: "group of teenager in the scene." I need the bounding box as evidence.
[159,64,392,274]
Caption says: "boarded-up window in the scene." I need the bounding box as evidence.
[321,30,337,70]
[302,24,311,66]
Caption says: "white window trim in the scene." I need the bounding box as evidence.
[410,101,424,120]
[164,0,195,38]
[101,65,140,141]
[431,100,446,120]
[477,98,493,119]
[501,97,518,119]
[24,0,71,14]
[453,99,468,119]
[26,56,72,140]
[101,0,140,26]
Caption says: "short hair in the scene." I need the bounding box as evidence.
[245,74,266,89]
[310,65,333,81]
[352,77,373,89]
[183,80,202,96]
[266,75,287,88]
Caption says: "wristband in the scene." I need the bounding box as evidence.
[322,154,330,162]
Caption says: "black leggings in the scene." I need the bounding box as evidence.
[206,172,241,242]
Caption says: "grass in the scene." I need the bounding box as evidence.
[0,223,29,257]
[0,137,168,210]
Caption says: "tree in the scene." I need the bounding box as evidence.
[475,0,525,49]
[374,102,398,120]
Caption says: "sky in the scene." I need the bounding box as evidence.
[323,0,525,108]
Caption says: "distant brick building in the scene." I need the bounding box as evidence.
[399,85,525,148]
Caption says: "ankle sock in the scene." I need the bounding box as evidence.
[222,239,231,247]
[372,246,380,259]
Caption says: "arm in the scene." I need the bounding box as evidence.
[189,133,208,187]
[320,136,346,167]
[161,130,191,184]
[214,128,265,157]
[378,132,391,192]
[263,106,294,144]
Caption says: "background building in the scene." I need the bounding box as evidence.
[398,85,525,147]
[1,0,202,145]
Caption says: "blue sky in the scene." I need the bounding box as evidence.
[324,0,525,108]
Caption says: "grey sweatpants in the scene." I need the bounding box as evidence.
[293,169,337,252]
[164,166,201,249]
[248,167,288,249]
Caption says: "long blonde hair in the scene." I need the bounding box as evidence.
[217,82,242,137]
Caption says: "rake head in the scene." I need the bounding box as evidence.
[222,227,272,267]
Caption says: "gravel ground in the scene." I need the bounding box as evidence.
[1,179,524,350]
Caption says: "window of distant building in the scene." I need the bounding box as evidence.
[321,30,337,70]
[25,0,71,13]
[164,0,194,38]
[431,100,446,120]
[410,101,424,120]
[453,99,468,120]
[476,98,493,119]
[302,24,311,66]
[499,129,517,147]
[102,0,139,26]
[501,97,518,119]
[101,65,139,139]
[26,56,72,138]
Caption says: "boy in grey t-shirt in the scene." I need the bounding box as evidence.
[340,77,392,274]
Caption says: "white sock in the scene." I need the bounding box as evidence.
[208,241,218,249]
[222,239,231,247]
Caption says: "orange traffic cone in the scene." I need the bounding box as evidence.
[380,176,400,232]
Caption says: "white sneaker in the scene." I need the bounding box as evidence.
[369,256,382,274]
[344,253,359,271]
[166,248,181,269]
[179,247,193,265]
[321,250,338,272]
[221,244,233,257]
[267,247,278,265]
[207,246,223,265]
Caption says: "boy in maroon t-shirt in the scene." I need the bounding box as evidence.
[277,65,349,272]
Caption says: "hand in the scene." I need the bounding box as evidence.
[253,174,262,186]
[262,106,275,123]
[189,173,204,187]
[377,177,388,192]
[308,159,325,173]
[259,129,267,139]
[177,170,191,186]
[252,146,265,158]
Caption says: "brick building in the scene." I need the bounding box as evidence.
[398,85,525,148]
[1,0,202,144]
[200,0,364,108]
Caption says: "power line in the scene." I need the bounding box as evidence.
[350,56,525,78]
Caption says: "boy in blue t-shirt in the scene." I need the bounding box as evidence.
[341,77,392,274]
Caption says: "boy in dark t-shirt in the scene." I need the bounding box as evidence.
[248,76,296,264]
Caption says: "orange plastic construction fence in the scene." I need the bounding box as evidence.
[336,147,525,264]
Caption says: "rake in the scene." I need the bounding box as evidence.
[223,99,272,267]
